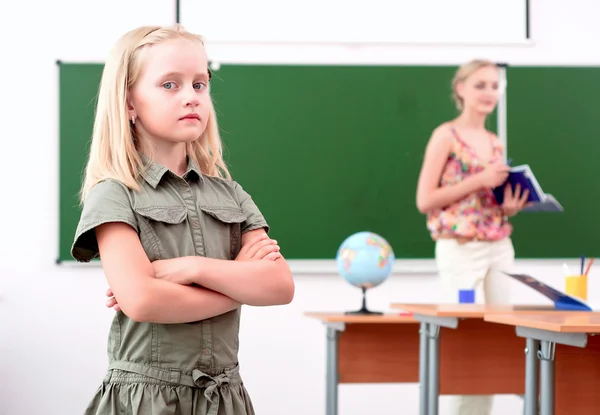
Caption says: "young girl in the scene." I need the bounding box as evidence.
[416,59,529,415]
[71,24,295,415]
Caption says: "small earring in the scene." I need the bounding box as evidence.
[131,115,135,125]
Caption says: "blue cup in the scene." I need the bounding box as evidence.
[458,289,475,304]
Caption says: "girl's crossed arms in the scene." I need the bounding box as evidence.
[100,223,294,323]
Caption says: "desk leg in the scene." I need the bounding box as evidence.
[516,326,587,415]
[326,326,341,415]
[538,340,556,415]
[524,338,540,415]
[419,322,430,415]
[427,324,441,415]
[413,314,457,415]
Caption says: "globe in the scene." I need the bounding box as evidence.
[335,231,395,315]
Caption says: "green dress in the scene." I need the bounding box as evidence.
[71,157,269,415]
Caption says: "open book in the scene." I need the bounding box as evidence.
[492,164,563,212]
[504,272,592,311]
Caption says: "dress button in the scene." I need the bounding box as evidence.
[203,348,211,355]
[192,220,200,229]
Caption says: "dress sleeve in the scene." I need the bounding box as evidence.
[71,179,138,262]
[234,182,270,234]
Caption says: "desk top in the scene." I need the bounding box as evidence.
[484,312,600,333]
[304,312,416,324]
[390,303,557,318]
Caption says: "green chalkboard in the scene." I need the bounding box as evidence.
[505,67,600,258]
[58,62,104,263]
[58,62,598,262]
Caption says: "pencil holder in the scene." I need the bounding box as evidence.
[565,274,588,301]
[458,289,475,304]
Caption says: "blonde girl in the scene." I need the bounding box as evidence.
[71,24,294,415]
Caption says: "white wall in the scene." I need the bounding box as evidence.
[1,1,598,414]
[181,0,528,45]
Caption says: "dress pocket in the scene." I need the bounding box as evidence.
[199,206,247,259]
[133,205,188,260]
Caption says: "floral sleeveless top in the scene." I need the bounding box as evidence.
[426,126,512,241]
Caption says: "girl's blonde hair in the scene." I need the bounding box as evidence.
[451,59,497,111]
[80,24,230,203]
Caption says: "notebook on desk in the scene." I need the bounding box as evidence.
[504,272,592,311]
[493,164,563,212]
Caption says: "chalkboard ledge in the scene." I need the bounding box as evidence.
[286,259,437,275]
[55,258,591,277]
[55,258,437,275]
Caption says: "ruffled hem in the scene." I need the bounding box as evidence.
[83,375,255,415]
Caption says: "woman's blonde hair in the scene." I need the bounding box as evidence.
[79,24,230,203]
[451,59,497,111]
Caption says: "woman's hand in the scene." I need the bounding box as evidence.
[235,233,281,261]
[502,183,531,216]
[478,161,510,188]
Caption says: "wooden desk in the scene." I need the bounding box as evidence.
[485,313,600,415]
[304,312,419,415]
[391,303,558,415]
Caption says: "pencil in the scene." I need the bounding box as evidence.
[584,258,594,276]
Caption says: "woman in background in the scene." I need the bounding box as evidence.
[415,59,529,415]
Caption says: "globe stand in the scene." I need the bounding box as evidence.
[345,286,383,315]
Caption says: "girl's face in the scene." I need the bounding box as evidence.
[128,37,211,147]
[457,66,499,115]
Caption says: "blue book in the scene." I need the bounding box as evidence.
[504,272,592,311]
[492,164,563,212]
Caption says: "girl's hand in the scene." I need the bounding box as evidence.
[502,183,531,216]
[235,233,281,261]
[152,257,196,285]
[105,288,120,311]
